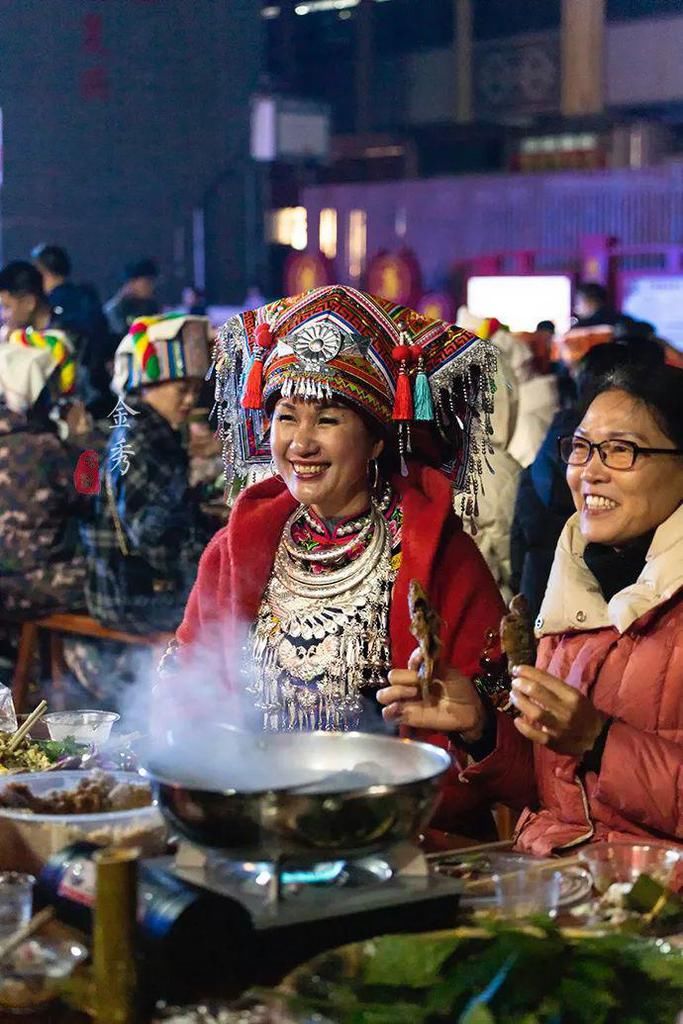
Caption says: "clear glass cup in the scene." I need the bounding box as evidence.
[0,937,88,1013]
[493,865,562,920]
[42,710,119,746]
[0,873,35,939]
[0,683,18,733]
[578,842,681,894]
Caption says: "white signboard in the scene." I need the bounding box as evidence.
[467,275,572,335]
[622,275,683,352]
[251,95,330,164]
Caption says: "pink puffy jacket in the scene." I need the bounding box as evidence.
[458,507,683,871]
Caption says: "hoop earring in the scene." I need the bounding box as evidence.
[269,458,282,480]
[368,458,380,494]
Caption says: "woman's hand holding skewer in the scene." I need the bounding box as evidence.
[510,665,607,756]
[377,648,487,742]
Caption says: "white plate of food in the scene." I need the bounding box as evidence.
[0,770,166,860]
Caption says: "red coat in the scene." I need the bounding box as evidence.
[171,464,506,835]
[459,510,683,875]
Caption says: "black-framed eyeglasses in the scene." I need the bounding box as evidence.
[558,435,683,470]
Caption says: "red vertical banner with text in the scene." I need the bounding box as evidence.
[79,12,109,102]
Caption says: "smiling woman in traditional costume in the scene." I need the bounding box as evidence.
[161,286,504,753]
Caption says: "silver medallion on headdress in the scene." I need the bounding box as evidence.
[289,321,343,364]
[278,317,370,402]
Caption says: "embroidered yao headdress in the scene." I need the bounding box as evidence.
[112,313,212,394]
[211,285,497,513]
[9,326,76,396]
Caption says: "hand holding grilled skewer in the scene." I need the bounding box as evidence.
[500,594,536,669]
[511,665,607,756]
[378,581,487,738]
[407,580,442,701]
[378,648,487,740]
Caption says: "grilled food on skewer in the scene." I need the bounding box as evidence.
[408,579,442,701]
[500,593,536,669]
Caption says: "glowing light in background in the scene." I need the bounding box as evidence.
[347,210,367,280]
[319,208,338,259]
[295,0,360,13]
[271,207,308,251]
[467,276,572,335]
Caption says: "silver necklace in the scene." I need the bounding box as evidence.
[281,509,375,565]
[275,504,388,597]
[246,496,397,731]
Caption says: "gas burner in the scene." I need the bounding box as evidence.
[205,852,394,901]
[168,840,459,926]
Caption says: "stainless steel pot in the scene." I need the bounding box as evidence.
[143,729,450,861]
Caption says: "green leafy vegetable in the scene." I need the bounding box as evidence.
[459,1005,495,1024]
[363,935,461,988]
[35,737,88,762]
[279,922,683,1024]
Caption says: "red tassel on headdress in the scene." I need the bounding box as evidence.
[241,322,274,410]
[392,344,414,421]
[241,358,265,409]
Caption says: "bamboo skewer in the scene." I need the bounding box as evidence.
[426,839,514,861]
[0,907,54,964]
[7,701,48,753]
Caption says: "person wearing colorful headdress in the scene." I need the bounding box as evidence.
[0,344,86,621]
[158,285,509,837]
[0,260,94,441]
[79,313,217,639]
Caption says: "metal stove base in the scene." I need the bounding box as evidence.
[140,844,463,1001]
[159,841,461,929]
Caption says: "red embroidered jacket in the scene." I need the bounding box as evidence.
[168,463,508,836]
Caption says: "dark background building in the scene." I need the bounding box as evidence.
[3,1,683,303]
[0,1,261,304]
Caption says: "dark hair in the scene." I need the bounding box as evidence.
[612,316,654,343]
[576,281,607,306]
[580,360,683,449]
[0,260,45,298]
[576,339,665,397]
[30,243,71,278]
[124,259,158,281]
[536,320,555,333]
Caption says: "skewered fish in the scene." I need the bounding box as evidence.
[408,579,442,700]
[500,594,536,668]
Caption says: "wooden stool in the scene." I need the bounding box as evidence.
[9,613,173,713]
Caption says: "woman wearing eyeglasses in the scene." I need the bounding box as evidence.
[379,361,683,862]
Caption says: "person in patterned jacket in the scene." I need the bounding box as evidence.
[0,344,86,616]
[79,314,216,634]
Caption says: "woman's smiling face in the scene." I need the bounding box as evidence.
[567,388,683,546]
[270,397,384,519]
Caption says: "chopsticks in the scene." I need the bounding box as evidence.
[426,839,514,861]
[0,907,54,964]
[7,700,48,753]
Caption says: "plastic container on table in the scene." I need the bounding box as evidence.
[0,771,166,862]
[0,936,88,1013]
[42,710,119,746]
[578,842,681,894]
